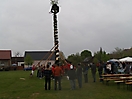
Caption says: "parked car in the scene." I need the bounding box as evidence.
[11,64,17,70]
[0,65,10,71]
[0,66,4,71]
[24,67,32,71]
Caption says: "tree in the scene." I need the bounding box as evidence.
[67,53,82,66]
[14,51,21,57]
[94,48,110,63]
[24,55,33,67]
[122,48,132,57]
[93,57,99,64]
[81,50,92,60]
[111,47,124,58]
[110,47,132,59]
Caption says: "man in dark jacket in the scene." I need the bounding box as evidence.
[98,62,103,82]
[83,63,89,83]
[67,65,76,90]
[44,64,52,90]
[91,63,97,82]
[76,63,82,88]
[124,63,131,74]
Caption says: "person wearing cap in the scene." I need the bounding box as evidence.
[67,65,76,90]
[53,64,63,90]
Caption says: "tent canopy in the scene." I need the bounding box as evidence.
[119,57,132,62]
[107,59,119,62]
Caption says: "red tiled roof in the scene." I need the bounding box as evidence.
[0,50,11,59]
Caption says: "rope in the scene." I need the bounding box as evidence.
[35,44,58,67]
[43,50,55,66]
[59,52,68,64]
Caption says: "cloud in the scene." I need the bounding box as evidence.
[0,0,132,57]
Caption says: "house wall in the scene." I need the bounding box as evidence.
[18,62,24,66]
[9,66,24,70]
[0,59,11,66]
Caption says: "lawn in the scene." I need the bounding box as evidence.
[0,70,132,99]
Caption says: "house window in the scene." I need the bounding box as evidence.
[0,61,5,66]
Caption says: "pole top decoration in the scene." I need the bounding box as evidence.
[50,0,59,14]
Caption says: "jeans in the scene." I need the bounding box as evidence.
[92,72,96,82]
[37,70,42,78]
[84,74,88,83]
[70,79,76,90]
[54,76,61,90]
[45,77,51,90]
[98,71,103,82]
[77,75,82,88]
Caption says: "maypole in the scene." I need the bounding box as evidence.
[50,0,60,65]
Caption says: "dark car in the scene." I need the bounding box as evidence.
[24,67,32,71]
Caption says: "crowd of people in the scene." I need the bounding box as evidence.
[30,62,98,90]
[97,61,132,82]
[104,61,132,74]
[30,60,132,91]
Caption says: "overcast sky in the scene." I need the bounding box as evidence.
[0,0,132,57]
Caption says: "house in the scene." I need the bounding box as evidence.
[11,57,24,66]
[0,50,12,67]
[24,51,55,67]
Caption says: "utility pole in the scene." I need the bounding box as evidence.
[50,0,60,65]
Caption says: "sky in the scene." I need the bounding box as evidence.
[0,0,132,57]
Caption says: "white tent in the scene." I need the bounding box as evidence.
[119,57,132,62]
[107,59,119,62]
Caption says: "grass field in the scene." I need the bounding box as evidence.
[0,70,132,99]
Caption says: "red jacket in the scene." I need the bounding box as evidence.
[53,66,63,76]
[32,65,36,71]
[66,63,71,70]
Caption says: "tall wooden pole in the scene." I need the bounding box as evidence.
[50,3,60,65]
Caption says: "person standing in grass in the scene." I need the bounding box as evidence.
[90,63,97,82]
[43,64,52,90]
[67,65,76,90]
[76,63,83,88]
[83,63,89,83]
[98,62,103,82]
[30,64,36,77]
[124,63,131,74]
[53,64,63,90]
[51,65,55,80]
